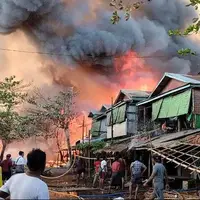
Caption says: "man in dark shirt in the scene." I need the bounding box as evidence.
[76,158,86,186]
[1,154,12,182]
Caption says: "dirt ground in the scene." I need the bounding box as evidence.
[44,169,200,200]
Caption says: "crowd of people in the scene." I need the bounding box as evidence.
[0,149,49,199]
[0,149,169,200]
[75,152,169,200]
[0,151,27,182]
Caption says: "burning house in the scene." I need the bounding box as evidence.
[129,73,200,187]
[92,89,149,153]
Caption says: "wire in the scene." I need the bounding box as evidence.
[0,47,184,59]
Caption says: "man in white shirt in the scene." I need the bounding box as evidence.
[100,155,107,189]
[15,151,27,173]
[0,149,49,199]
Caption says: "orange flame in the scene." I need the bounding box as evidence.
[67,50,158,145]
[114,51,157,92]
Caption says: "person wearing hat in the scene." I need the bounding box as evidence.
[143,155,169,200]
[1,154,12,182]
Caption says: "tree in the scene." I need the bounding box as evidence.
[28,88,77,160]
[110,0,199,56]
[168,0,200,56]
[110,0,150,24]
[0,76,33,160]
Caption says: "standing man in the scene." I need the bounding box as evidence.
[129,155,147,200]
[93,155,101,188]
[143,155,169,200]
[0,149,49,199]
[76,158,86,186]
[100,155,107,189]
[15,151,26,174]
[109,155,121,192]
[119,154,126,190]
[1,154,12,183]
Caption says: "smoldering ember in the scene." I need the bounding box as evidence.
[1,0,200,199]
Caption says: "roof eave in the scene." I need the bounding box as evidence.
[137,84,200,106]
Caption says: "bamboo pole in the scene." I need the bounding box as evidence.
[173,147,200,166]
[180,142,200,147]
[169,146,200,164]
[150,149,200,174]
[173,144,194,152]
[158,150,193,167]
[111,97,114,144]
[159,149,200,170]
[164,146,199,160]
[82,116,85,144]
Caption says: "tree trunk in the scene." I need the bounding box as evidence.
[0,141,7,161]
[64,128,72,160]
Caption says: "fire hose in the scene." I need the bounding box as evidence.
[41,155,114,180]
[41,155,97,180]
[41,155,77,180]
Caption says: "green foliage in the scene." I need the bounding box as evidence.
[110,0,200,56]
[110,0,147,24]
[110,11,121,24]
[177,48,197,56]
[28,88,77,131]
[168,0,200,55]
[0,76,32,144]
[76,141,106,152]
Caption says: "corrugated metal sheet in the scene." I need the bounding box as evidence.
[167,73,200,84]
[150,73,200,98]
[121,89,150,98]
[151,129,200,147]
[115,89,149,104]
[96,137,132,153]
[100,143,128,153]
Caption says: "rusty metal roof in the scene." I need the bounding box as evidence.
[150,73,200,98]
[114,89,149,104]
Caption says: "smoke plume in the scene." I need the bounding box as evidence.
[0,0,200,75]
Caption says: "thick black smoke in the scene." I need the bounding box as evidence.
[0,0,199,74]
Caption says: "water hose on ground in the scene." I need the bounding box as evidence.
[41,155,76,180]
[41,155,113,180]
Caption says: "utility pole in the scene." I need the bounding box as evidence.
[111,97,114,144]
[88,130,91,178]
[82,116,85,143]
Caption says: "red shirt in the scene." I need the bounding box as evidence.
[94,160,101,173]
[112,161,120,173]
[1,159,12,172]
